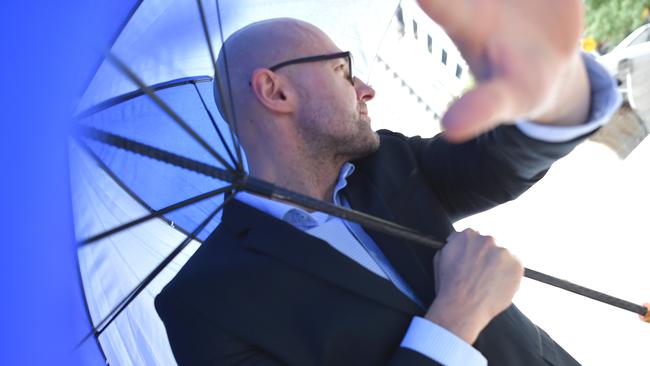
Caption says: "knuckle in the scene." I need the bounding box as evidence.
[494,247,514,263]
[513,258,524,275]
[500,250,523,275]
[463,228,478,235]
[482,235,497,246]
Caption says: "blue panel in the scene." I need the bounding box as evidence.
[0,1,139,365]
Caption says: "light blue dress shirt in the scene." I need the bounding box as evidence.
[235,54,621,366]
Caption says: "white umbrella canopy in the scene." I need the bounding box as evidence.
[78,0,398,112]
[72,1,400,365]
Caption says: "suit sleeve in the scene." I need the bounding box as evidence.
[156,296,285,366]
[156,295,442,366]
[405,54,620,222]
[406,125,588,222]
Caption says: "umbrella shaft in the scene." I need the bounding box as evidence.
[524,268,647,316]
[81,127,648,319]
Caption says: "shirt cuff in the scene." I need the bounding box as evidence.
[400,316,487,366]
[515,53,622,143]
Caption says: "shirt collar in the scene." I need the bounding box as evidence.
[333,162,355,198]
[235,162,356,228]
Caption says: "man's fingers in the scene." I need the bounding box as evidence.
[416,0,493,41]
[416,0,465,31]
[446,228,476,245]
[441,79,522,143]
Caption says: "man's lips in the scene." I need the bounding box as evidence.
[359,109,371,123]
[359,103,368,116]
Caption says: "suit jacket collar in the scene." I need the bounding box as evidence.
[220,199,423,315]
[344,170,436,306]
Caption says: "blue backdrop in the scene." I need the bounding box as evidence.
[0,2,135,365]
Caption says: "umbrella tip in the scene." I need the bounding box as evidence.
[641,303,650,323]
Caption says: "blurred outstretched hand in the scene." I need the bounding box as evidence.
[417,0,590,142]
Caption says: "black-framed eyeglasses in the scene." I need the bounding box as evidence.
[266,51,354,85]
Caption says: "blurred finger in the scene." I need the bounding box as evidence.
[481,235,496,247]
[416,0,491,41]
[416,0,465,30]
[441,79,522,143]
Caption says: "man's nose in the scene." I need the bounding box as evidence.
[354,77,375,102]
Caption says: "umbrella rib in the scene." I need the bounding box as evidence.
[79,126,649,319]
[191,82,238,167]
[197,0,245,172]
[195,0,232,136]
[196,0,219,75]
[79,126,239,183]
[77,0,145,99]
[76,76,213,119]
[73,231,110,363]
[79,184,234,247]
[105,52,236,172]
[74,137,191,239]
[213,0,245,172]
[75,136,158,214]
[78,193,235,346]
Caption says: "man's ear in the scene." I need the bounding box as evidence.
[250,68,296,114]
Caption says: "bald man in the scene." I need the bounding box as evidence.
[156,1,620,365]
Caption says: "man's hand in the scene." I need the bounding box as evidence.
[425,229,524,344]
[417,0,591,142]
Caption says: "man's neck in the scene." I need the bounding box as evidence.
[249,151,346,205]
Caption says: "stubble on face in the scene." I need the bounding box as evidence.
[294,80,380,163]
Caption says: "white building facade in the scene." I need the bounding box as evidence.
[368,0,471,137]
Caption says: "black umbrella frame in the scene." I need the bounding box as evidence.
[74,0,650,349]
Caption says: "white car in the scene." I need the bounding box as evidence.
[598,23,650,108]
[598,23,650,75]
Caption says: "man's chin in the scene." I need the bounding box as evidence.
[368,131,380,152]
[346,131,380,160]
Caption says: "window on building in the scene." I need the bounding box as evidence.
[395,5,405,37]
[455,64,463,78]
[427,34,432,53]
[413,20,418,39]
[441,49,447,65]
[396,6,404,26]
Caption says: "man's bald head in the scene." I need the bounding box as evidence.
[212,18,378,181]
[214,18,337,124]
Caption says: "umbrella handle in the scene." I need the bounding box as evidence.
[641,304,650,323]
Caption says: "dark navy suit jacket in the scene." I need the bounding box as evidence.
[156,126,585,365]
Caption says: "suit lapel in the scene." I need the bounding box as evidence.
[344,172,435,306]
[221,200,422,315]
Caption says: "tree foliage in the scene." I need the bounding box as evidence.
[585,0,650,46]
